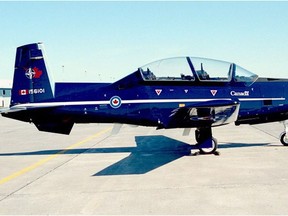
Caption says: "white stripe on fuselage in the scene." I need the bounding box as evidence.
[11,97,286,109]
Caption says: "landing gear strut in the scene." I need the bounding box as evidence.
[195,127,219,155]
[280,120,288,146]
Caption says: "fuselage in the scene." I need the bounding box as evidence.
[28,72,288,129]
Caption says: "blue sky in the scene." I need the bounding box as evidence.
[0,1,288,81]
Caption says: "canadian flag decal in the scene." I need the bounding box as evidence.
[19,89,28,95]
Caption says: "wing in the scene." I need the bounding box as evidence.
[168,99,240,128]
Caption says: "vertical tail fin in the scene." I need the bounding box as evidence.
[10,43,54,106]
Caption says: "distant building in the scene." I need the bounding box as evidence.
[0,80,12,108]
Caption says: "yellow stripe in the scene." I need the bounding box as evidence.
[0,127,112,186]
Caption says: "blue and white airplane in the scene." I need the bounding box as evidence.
[1,43,288,154]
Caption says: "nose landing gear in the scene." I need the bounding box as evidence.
[280,120,288,146]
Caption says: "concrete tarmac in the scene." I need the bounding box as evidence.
[0,115,288,215]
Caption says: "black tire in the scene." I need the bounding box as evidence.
[199,137,218,154]
[195,129,201,143]
[280,133,288,146]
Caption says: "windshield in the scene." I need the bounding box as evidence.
[234,65,258,86]
[139,56,258,85]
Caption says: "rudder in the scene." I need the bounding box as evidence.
[10,43,54,106]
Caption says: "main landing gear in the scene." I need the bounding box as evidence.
[193,127,220,156]
[280,120,288,146]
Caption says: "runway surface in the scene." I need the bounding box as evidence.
[0,115,288,215]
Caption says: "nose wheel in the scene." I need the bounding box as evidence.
[280,121,288,146]
[280,133,288,146]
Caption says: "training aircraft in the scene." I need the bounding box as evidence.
[1,43,288,154]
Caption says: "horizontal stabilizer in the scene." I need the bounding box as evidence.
[0,107,26,114]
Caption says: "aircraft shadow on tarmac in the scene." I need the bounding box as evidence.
[94,135,192,176]
[0,135,270,176]
[93,138,269,176]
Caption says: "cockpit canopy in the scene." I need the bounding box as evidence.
[139,57,258,86]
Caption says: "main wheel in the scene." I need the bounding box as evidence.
[280,133,288,146]
[199,137,218,154]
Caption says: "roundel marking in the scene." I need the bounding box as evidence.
[110,96,122,108]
